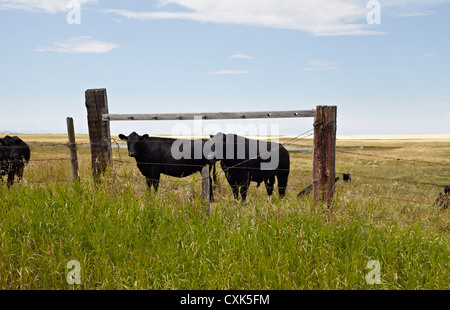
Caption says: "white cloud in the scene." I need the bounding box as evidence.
[36,36,119,54]
[301,60,341,71]
[382,0,450,5]
[209,70,251,75]
[230,53,254,59]
[104,0,384,37]
[0,0,97,13]
[419,53,436,58]
[395,10,435,17]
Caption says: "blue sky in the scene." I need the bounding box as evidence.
[0,0,449,136]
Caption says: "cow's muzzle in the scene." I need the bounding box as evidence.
[128,152,136,157]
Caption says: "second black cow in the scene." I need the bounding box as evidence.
[206,133,290,202]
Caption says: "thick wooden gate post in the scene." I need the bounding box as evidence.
[85,89,112,182]
[66,117,79,181]
[313,106,337,207]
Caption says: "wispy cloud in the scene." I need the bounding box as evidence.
[209,70,251,75]
[419,53,436,59]
[36,36,118,54]
[104,0,384,37]
[395,10,435,17]
[301,60,341,71]
[230,53,254,59]
[0,0,97,13]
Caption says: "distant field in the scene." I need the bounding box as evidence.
[2,133,449,142]
[0,133,448,290]
[337,134,450,142]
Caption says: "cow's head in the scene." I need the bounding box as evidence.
[0,136,22,153]
[119,132,149,158]
[1,136,14,146]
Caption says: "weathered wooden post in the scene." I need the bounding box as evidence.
[313,106,337,207]
[202,164,211,213]
[66,117,79,181]
[85,89,112,182]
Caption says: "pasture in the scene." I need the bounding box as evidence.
[0,134,449,290]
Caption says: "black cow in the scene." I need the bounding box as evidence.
[119,132,215,198]
[0,136,30,187]
[343,173,351,183]
[206,133,290,202]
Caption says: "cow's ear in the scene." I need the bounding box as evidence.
[142,134,149,139]
[118,134,127,141]
[209,134,214,138]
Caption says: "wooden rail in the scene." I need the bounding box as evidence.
[103,110,316,121]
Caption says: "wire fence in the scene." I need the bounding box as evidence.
[336,149,450,166]
[1,132,449,208]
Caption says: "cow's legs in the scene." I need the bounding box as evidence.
[277,171,289,198]
[225,176,239,200]
[264,176,275,197]
[16,163,25,184]
[7,170,15,188]
[231,181,240,200]
[153,178,160,192]
[239,179,250,202]
[146,177,153,190]
[146,173,160,192]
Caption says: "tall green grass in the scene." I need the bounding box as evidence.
[0,137,448,289]
[0,178,448,290]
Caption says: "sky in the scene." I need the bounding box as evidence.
[0,0,449,136]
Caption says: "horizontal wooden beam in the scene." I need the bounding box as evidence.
[103,110,316,121]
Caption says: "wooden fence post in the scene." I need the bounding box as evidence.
[202,164,211,212]
[66,117,79,182]
[85,89,112,182]
[313,106,337,207]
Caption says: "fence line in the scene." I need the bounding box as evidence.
[112,173,437,206]
[336,149,449,166]
[29,158,71,162]
[2,132,448,208]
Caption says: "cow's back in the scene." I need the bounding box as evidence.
[136,136,208,177]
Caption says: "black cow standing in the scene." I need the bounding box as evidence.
[119,132,214,198]
[206,133,290,202]
[0,136,30,188]
[343,173,351,182]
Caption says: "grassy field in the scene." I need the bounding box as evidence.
[0,134,449,290]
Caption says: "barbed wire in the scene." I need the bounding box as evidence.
[336,149,449,166]
[2,128,448,208]
[335,172,447,188]
[29,158,71,162]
